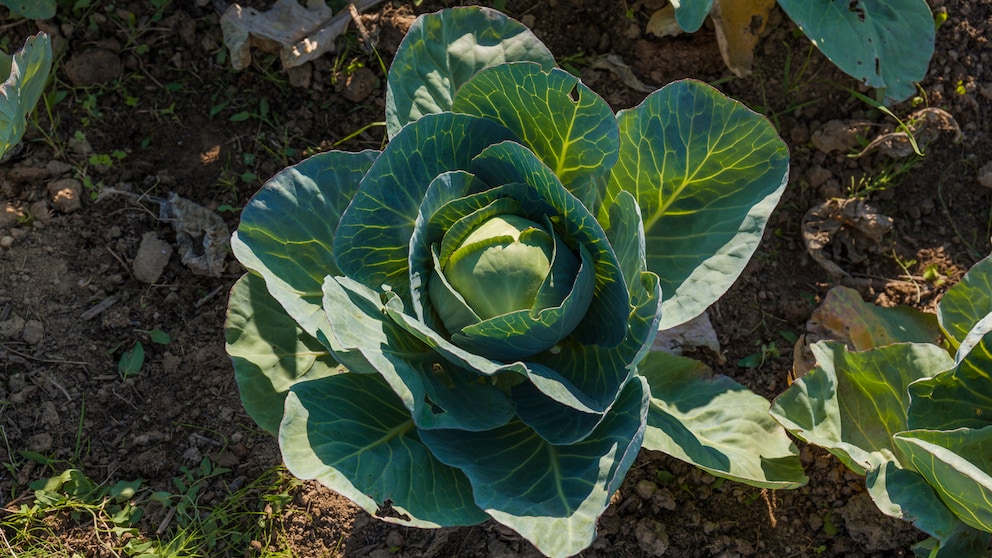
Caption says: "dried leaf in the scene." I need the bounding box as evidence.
[220,0,384,71]
[646,5,682,38]
[587,53,656,93]
[651,311,725,363]
[802,198,893,278]
[710,0,775,77]
[851,108,962,159]
[789,286,939,382]
[159,193,230,278]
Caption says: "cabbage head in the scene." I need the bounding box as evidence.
[226,7,806,557]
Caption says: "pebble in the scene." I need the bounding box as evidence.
[26,432,53,453]
[48,178,83,213]
[133,232,173,284]
[342,67,378,103]
[64,48,123,86]
[635,479,658,500]
[22,319,44,344]
[0,236,13,248]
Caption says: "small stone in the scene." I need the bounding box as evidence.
[806,165,832,189]
[977,161,992,189]
[133,232,173,284]
[286,62,312,88]
[46,160,74,176]
[0,236,13,248]
[811,120,864,153]
[0,315,25,339]
[48,178,83,213]
[635,479,658,500]
[28,200,51,222]
[22,319,44,344]
[65,48,123,86]
[40,401,60,426]
[342,67,378,103]
[7,166,49,184]
[385,530,405,549]
[26,433,54,453]
[634,517,670,556]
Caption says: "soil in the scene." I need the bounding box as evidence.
[1,0,990,557]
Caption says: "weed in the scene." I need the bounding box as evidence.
[2,459,300,557]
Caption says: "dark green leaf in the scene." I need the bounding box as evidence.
[419,377,649,558]
[333,113,516,304]
[937,253,992,350]
[451,63,618,209]
[118,342,144,378]
[232,149,378,339]
[608,80,788,330]
[894,427,992,533]
[777,0,935,104]
[385,6,555,138]
[280,373,488,527]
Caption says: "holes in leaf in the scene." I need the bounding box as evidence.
[568,83,579,103]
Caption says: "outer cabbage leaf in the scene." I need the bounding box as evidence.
[770,341,953,475]
[777,0,934,104]
[0,1,56,19]
[419,376,649,558]
[232,150,378,339]
[810,285,940,351]
[280,373,489,528]
[908,326,992,432]
[0,33,52,159]
[641,351,806,488]
[866,462,991,557]
[608,79,788,331]
[451,63,618,210]
[894,427,992,534]
[937,253,992,351]
[225,274,340,435]
[385,6,555,138]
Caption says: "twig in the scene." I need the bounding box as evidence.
[348,2,374,52]
[156,503,178,535]
[194,285,224,308]
[0,343,91,366]
[80,296,119,321]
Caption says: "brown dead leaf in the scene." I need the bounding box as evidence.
[802,198,893,278]
[646,5,682,38]
[711,0,776,77]
[851,107,962,159]
[220,0,384,71]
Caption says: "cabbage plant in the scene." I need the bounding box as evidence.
[226,7,805,557]
[771,254,992,557]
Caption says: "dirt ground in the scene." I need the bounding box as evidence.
[1,0,990,556]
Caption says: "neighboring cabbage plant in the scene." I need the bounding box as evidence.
[771,254,992,557]
[226,7,805,557]
[668,0,935,104]
[0,32,52,159]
